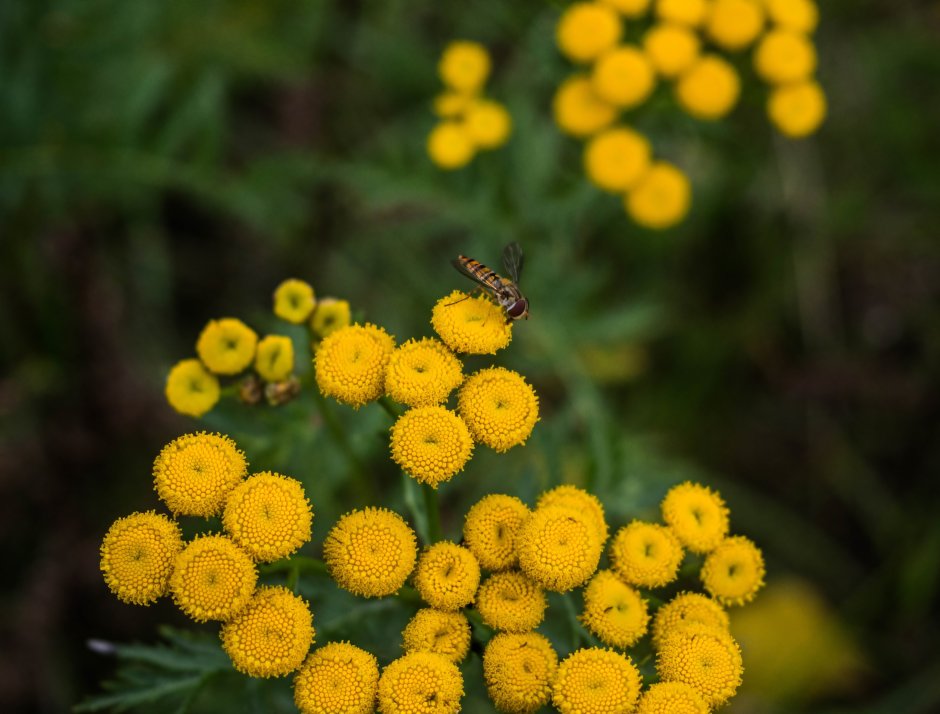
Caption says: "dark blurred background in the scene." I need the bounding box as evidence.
[2,0,939,712]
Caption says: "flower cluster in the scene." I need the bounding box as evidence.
[428,40,512,170]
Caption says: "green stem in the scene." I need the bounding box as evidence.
[423,483,443,543]
[260,556,330,578]
[310,386,375,503]
[378,396,404,420]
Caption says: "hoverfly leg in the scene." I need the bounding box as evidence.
[444,286,484,307]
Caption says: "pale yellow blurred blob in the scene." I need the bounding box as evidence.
[578,343,649,383]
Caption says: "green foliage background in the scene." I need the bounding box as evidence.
[1,0,939,712]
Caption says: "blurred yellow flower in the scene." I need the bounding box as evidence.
[483,632,558,714]
[642,23,701,78]
[553,75,618,138]
[377,652,463,714]
[764,0,819,33]
[153,432,247,517]
[705,0,765,51]
[609,521,683,588]
[556,2,623,63]
[584,126,653,193]
[433,92,473,119]
[310,297,351,339]
[580,569,649,648]
[701,535,765,605]
[438,40,490,94]
[656,0,708,26]
[652,591,730,649]
[476,571,547,632]
[389,406,474,488]
[591,46,656,109]
[657,624,743,707]
[600,0,651,17]
[402,608,471,663]
[625,161,691,229]
[463,493,530,571]
[661,481,729,553]
[273,279,316,324]
[385,337,463,408]
[464,99,513,149]
[412,541,481,611]
[768,79,827,137]
[100,511,183,605]
[254,335,294,383]
[169,534,257,622]
[294,642,379,714]
[754,29,817,84]
[165,358,220,417]
[428,122,476,170]
[517,505,602,592]
[537,484,609,545]
[553,647,641,714]
[457,367,538,452]
[636,681,709,714]
[431,289,513,354]
[196,317,258,375]
[314,323,395,409]
[676,54,740,120]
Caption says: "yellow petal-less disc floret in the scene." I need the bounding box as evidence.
[656,0,709,26]
[389,406,474,488]
[600,0,651,17]
[222,471,313,562]
[584,126,653,193]
[153,432,247,517]
[625,160,691,229]
[768,79,827,138]
[294,642,379,714]
[609,521,684,588]
[428,122,476,170]
[642,23,701,78]
[402,609,471,663]
[517,505,603,592]
[553,648,642,714]
[314,323,395,409]
[580,570,649,648]
[323,507,417,598]
[255,335,295,383]
[463,494,530,571]
[412,541,481,611]
[636,681,710,714]
[652,591,730,649]
[537,484,609,546]
[764,0,818,33]
[753,29,817,84]
[484,632,558,714]
[438,40,491,94]
[553,75,618,138]
[556,2,623,64]
[196,318,258,375]
[457,367,539,453]
[657,624,743,707]
[165,359,220,417]
[273,279,316,324]
[676,54,740,120]
[310,298,351,339]
[385,338,464,408]
[701,535,766,605]
[661,481,730,553]
[377,651,464,714]
[464,99,513,150]
[221,586,314,678]
[705,0,765,51]
[170,534,257,622]
[476,571,548,633]
[100,511,183,605]
[591,46,656,109]
[431,290,512,354]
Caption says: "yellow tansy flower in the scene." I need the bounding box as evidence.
[705,0,765,51]
[657,624,743,707]
[255,335,295,383]
[584,126,653,193]
[412,541,481,611]
[463,494,530,571]
[165,359,220,417]
[764,0,818,33]
[483,632,558,714]
[323,507,417,598]
[196,318,258,376]
[556,2,623,64]
[100,511,183,605]
[385,338,463,408]
[609,521,683,588]
[431,290,512,354]
[580,570,649,648]
[701,535,766,605]
[661,481,730,553]
[428,122,476,170]
[537,484,609,546]
[377,651,464,714]
[389,406,474,488]
[652,591,730,649]
[517,505,603,592]
[768,79,827,138]
[642,23,701,78]
[310,297,351,339]
[294,642,379,714]
[169,534,257,622]
[676,54,740,120]
[600,0,651,17]
[636,681,710,714]
[464,99,513,150]
[402,609,471,663]
[314,323,395,409]
[625,160,691,229]
[553,75,618,138]
[753,29,817,84]
[475,571,547,633]
[553,648,641,714]
[273,279,316,324]
[591,45,656,109]
[656,0,708,26]
[438,40,491,94]
[153,432,247,517]
[222,586,314,678]
[433,92,473,119]
[457,367,538,453]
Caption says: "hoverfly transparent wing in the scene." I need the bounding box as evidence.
[502,242,524,284]
[451,256,490,290]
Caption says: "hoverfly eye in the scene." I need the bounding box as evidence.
[507,300,528,319]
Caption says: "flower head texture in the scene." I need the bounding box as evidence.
[294,642,379,714]
[476,571,547,633]
[170,534,257,622]
[552,648,641,714]
[457,367,538,453]
[464,99,513,149]
[701,535,765,605]
[484,632,558,714]
[768,80,827,138]
[165,359,220,417]
[153,432,247,517]
[100,511,183,605]
[222,586,314,678]
[463,494,530,571]
[412,541,481,611]
[754,29,817,84]
[222,471,313,562]
[556,2,622,63]
[323,508,417,598]
[609,521,684,588]
[517,505,603,592]
[580,570,649,648]
[705,0,765,50]
[625,160,691,229]
[310,298,351,338]
[385,338,464,408]
[377,651,464,714]
[591,46,656,109]
[657,624,743,707]
[661,481,730,553]
[657,0,708,26]
[764,0,818,33]
[428,123,476,170]
[196,317,258,375]
[390,406,474,488]
[438,40,490,93]
[273,279,316,324]
[643,23,701,77]
[553,75,618,138]
[636,682,710,714]
[315,323,395,408]
[255,335,295,383]
[584,127,652,193]
[402,609,471,663]
[537,484,609,546]
[652,591,730,649]
[431,290,512,354]
[676,54,740,120]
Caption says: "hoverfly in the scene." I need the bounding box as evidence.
[451,242,529,322]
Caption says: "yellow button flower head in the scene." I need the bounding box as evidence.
[584,126,653,193]
[652,591,730,649]
[389,406,474,488]
[676,54,741,120]
[273,279,316,324]
[754,29,817,84]
[377,651,464,714]
[196,318,258,375]
[457,367,539,453]
[476,571,547,632]
[609,521,683,588]
[323,507,417,598]
[701,535,765,605]
[438,40,490,94]
[517,505,603,592]
[656,0,708,26]
[433,92,473,119]
[165,359,220,417]
[386,338,464,408]
[636,681,710,714]
[412,541,481,611]
[170,534,257,622]
[464,99,513,150]
[315,323,395,409]
[553,648,641,714]
[402,609,471,663]
[294,642,379,714]
[100,511,183,605]
[764,0,818,33]
[153,432,247,517]
[255,335,294,383]
[483,632,558,714]
[600,0,651,17]
[591,46,656,109]
[705,0,765,51]
[537,484,609,545]
[553,75,618,138]
[657,624,743,707]
[625,160,691,229]
[643,23,701,78]
[431,290,512,354]
[428,122,476,170]
[310,297,351,339]
[580,569,649,648]
[661,481,730,553]
[463,494,530,571]
[768,79,827,138]
[222,471,313,562]
[556,2,623,64]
